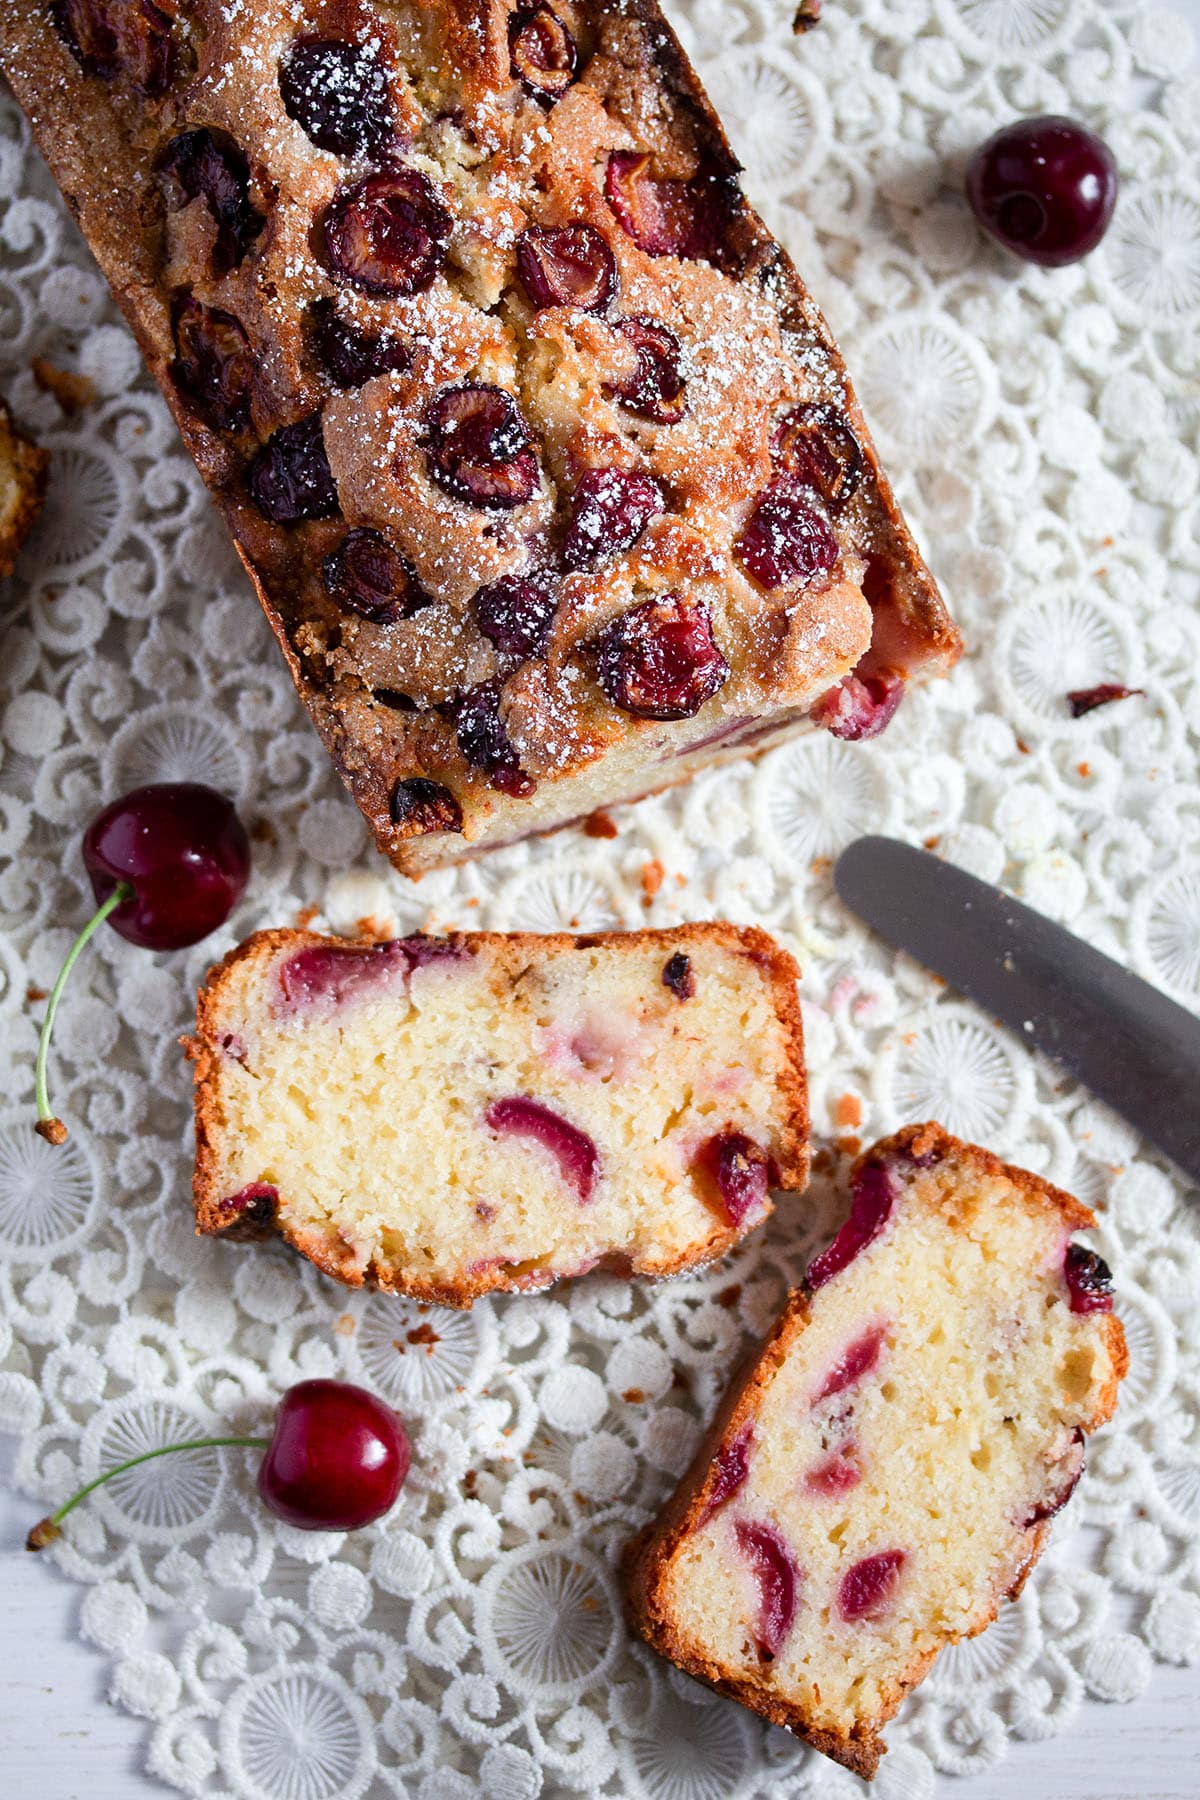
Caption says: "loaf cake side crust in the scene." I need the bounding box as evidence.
[623,1123,1127,1778]
[0,399,49,580]
[2,2,958,874]
[189,920,808,1305]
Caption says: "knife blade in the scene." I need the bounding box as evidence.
[834,835,1200,1187]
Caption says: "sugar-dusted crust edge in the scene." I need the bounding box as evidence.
[621,1120,1129,1780]
[0,400,49,581]
[187,920,809,1306]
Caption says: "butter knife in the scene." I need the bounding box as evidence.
[834,835,1200,1186]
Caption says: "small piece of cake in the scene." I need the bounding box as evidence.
[189,923,808,1304]
[623,1123,1128,1779]
[0,399,48,579]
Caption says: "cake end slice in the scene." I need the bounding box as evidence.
[189,923,808,1306]
[623,1123,1128,1778]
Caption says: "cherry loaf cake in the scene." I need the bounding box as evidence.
[189,921,808,1303]
[0,400,48,579]
[624,1123,1128,1778]
[1,1,960,874]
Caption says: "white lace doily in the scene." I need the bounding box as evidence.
[3,1,1200,1794]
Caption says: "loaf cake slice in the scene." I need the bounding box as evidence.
[1,2,959,875]
[189,922,807,1304]
[624,1123,1128,1779]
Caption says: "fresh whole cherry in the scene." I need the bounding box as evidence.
[34,782,250,1145]
[965,115,1118,268]
[27,1378,410,1549]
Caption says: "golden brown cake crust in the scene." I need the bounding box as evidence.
[0,400,49,580]
[1,2,959,874]
[188,919,809,1304]
[622,1121,1128,1779]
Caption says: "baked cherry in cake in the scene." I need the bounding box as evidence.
[625,1124,1127,1778]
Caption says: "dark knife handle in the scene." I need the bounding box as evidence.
[835,837,1200,1187]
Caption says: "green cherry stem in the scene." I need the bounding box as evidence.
[26,1434,271,1551]
[35,882,134,1146]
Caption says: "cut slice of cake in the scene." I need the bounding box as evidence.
[623,1123,1128,1779]
[189,922,807,1305]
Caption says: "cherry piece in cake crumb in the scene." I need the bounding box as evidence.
[1023,1428,1085,1526]
[596,594,729,721]
[736,477,839,589]
[323,527,429,623]
[170,295,254,434]
[734,1521,800,1658]
[218,1181,278,1220]
[517,223,617,313]
[248,413,338,523]
[605,317,687,424]
[811,1324,887,1405]
[1063,1243,1114,1313]
[810,669,905,742]
[486,1096,599,1202]
[837,1550,906,1622]
[563,467,663,569]
[771,404,863,511]
[806,1159,896,1290]
[279,37,394,160]
[697,1130,773,1227]
[662,950,695,1000]
[1066,683,1143,717]
[52,0,175,97]
[389,777,463,836]
[424,385,540,509]
[509,4,578,101]
[158,129,265,275]
[452,682,535,796]
[323,168,452,297]
[471,571,560,659]
[311,301,411,388]
[699,1423,753,1522]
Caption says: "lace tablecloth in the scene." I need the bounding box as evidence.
[2,1,1199,1794]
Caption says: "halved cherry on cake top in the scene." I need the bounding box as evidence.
[509,4,579,101]
[323,528,429,623]
[248,412,338,523]
[596,593,729,720]
[311,300,412,388]
[170,294,254,433]
[605,152,737,265]
[563,467,663,569]
[517,223,618,313]
[471,570,561,660]
[451,682,535,796]
[323,167,452,296]
[604,317,687,425]
[772,404,864,511]
[280,36,394,160]
[736,478,839,589]
[424,384,540,509]
[52,0,175,96]
[158,129,265,276]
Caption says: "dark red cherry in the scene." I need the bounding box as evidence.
[966,115,1118,267]
[451,682,535,796]
[806,1159,896,1290]
[771,404,863,511]
[810,670,904,742]
[258,1380,410,1530]
[1063,1243,1114,1313]
[486,1096,599,1202]
[596,593,729,721]
[323,527,429,622]
[52,0,175,96]
[699,1423,753,1523]
[323,168,452,296]
[158,129,265,275]
[247,412,338,523]
[811,1324,886,1406]
[1023,1429,1085,1527]
[737,478,839,589]
[1066,683,1142,717]
[424,385,540,509]
[605,316,686,424]
[471,571,560,659]
[563,467,663,569]
[389,777,462,835]
[734,1521,799,1658]
[82,782,250,951]
[837,1549,906,1622]
[170,294,254,433]
[509,5,578,101]
[605,152,735,264]
[696,1130,773,1227]
[311,301,411,388]
[661,950,694,999]
[516,224,617,313]
[280,37,394,160]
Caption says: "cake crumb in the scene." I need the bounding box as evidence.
[833,1093,862,1130]
[32,356,96,414]
[583,809,618,839]
[641,859,665,901]
[623,1387,646,1403]
[333,1313,356,1336]
[923,835,940,850]
[837,1133,862,1156]
[26,985,47,1004]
